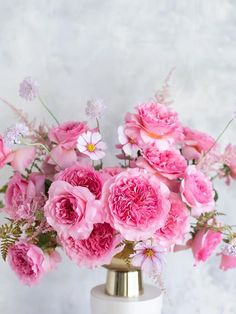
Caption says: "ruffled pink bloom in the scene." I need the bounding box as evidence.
[60,222,123,268]
[155,193,189,248]
[49,121,88,150]
[44,181,102,239]
[130,240,165,274]
[102,168,171,241]
[42,250,61,273]
[8,242,44,286]
[56,165,103,199]
[137,144,187,180]
[191,229,222,263]
[124,102,183,147]
[77,131,106,161]
[180,166,215,216]
[118,126,139,157]
[182,127,215,161]
[4,172,45,220]
[19,77,39,101]
[0,136,12,168]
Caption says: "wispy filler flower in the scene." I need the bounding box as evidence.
[3,123,29,148]
[85,99,106,119]
[19,77,39,101]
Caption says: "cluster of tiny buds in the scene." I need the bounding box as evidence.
[221,243,236,256]
[3,123,29,149]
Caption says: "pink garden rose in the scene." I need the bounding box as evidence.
[4,172,45,220]
[49,121,88,150]
[180,166,215,216]
[137,144,187,180]
[8,242,44,286]
[155,193,189,248]
[56,165,103,199]
[182,127,215,161]
[191,229,222,263]
[60,222,123,268]
[102,168,171,241]
[0,136,12,168]
[44,181,102,239]
[124,102,183,147]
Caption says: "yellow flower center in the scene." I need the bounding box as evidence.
[87,143,96,152]
[144,248,154,258]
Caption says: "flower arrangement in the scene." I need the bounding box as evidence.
[0,76,236,286]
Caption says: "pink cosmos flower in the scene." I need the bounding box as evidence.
[77,131,106,161]
[19,77,39,101]
[102,168,171,241]
[191,229,222,263]
[56,165,103,199]
[49,121,88,150]
[137,144,187,180]
[219,243,236,271]
[117,125,139,157]
[4,172,45,220]
[44,181,102,239]
[124,102,183,147]
[8,242,44,286]
[42,250,61,273]
[130,240,165,274]
[155,193,189,248]
[60,222,123,268]
[182,127,216,161]
[180,166,215,216]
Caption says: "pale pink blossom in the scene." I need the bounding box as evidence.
[49,145,77,170]
[49,121,88,150]
[44,181,102,239]
[56,165,103,199]
[221,144,236,183]
[180,166,215,216]
[218,243,236,271]
[130,240,165,274]
[0,136,12,168]
[77,131,106,161]
[4,172,45,220]
[10,147,36,173]
[85,99,106,119]
[102,168,171,241]
[3,123,29,148]
[155,193,190,248]
[60,222,123,268]
[42,250,61,273]
[117,126,139,157]
[137,144,187,180]
[8,242,44,286]
[19,77,39,101]
[182,127,216,161]
[191,229,222,263]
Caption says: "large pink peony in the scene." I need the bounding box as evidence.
[44,181,102,239]
[191,229,222,263]
[124,102,183,147]
[155,193,189,248]
[8,242,45,286]
[180,166,215,216]
[102,168,171,241]
[56,165,103,199]
[49,121,88,150]
[60,222,123,268]
[182,127,215,161]
[137,144,187,180]
[4,172,45,220]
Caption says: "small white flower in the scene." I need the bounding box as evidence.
[3,123,29,148]
[77,131,106,161]
[19,77,39,101]
[85,99,106,119]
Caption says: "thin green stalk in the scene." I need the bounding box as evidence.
[38,96,60,125]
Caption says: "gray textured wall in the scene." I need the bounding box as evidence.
[0,1,236,313]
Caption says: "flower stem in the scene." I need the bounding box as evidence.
[38,96,60,125]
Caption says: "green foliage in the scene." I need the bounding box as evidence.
[0,185,7,193]
[36,231,58,251]
[0,201,4,209]
[0,222,22,261]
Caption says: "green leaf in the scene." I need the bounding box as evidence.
[0,185,7,193]
[214,189,219,202]
[0,222,22,260]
